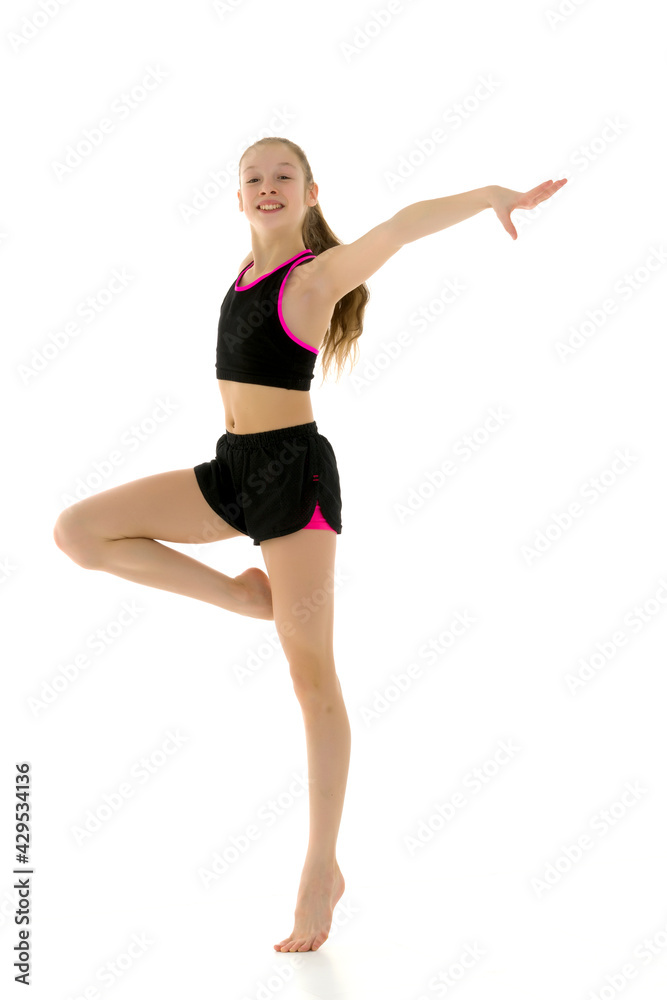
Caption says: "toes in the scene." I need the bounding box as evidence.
[274,931,328,953]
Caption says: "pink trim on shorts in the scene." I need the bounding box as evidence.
[302,501,336,533]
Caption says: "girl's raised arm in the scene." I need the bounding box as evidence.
[315,179,567,302]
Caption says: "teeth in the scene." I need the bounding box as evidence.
[259,204,283,211]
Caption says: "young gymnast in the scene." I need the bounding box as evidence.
[53,136,566,952]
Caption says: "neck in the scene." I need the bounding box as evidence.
[248,234,308,277]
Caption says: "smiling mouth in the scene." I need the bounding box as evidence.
[257,204,284,212]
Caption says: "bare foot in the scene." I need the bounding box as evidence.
[274,862,345,952]
[233,567,273,620]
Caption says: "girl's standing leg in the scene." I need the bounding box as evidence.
[260,527,350,953]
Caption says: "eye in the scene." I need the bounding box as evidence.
[247,175,291,183]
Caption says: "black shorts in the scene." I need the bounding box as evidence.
[193,421,343,546]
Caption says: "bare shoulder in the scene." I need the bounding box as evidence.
[304,219,403,303]
[237,251,253,273]
[286,253,329,301]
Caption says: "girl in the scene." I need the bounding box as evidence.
[53,136,566,953]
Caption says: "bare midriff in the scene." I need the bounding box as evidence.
[216,256,336,434]
[218,379,315,434]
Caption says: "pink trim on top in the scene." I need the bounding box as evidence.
[277,256,319,354]
[235,249,313,291]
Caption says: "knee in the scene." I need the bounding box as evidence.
[287,650,338,701]
[52,506,104,569]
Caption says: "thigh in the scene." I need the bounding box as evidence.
[260,527,337,661]
[60,469,247,545]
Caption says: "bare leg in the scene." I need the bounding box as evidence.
[273,673,349,952]
[301,675,351,867]
[53,469,273,620]
[260,529,349,952]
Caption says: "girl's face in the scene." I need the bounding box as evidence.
[238,146,317,228]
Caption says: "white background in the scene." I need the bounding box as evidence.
[2,0,667,997]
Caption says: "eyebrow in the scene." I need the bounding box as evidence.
[242,162,296,173]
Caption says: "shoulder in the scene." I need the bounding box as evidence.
[237,251,253,274]
[285,252,329,301]
[308,222,402,302]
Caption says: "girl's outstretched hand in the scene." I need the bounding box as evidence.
[488,179,568,240]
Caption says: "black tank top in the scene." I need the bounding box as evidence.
[215,249,318,391]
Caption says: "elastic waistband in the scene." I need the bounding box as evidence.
[224,420,318,448]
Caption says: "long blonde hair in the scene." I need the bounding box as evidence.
[239,137,370,386]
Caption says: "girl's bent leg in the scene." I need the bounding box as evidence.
[52,469,273,619]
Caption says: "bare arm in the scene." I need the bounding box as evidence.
[390,186,493,245]
[311,178,568,302]
[313,190,492,303]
